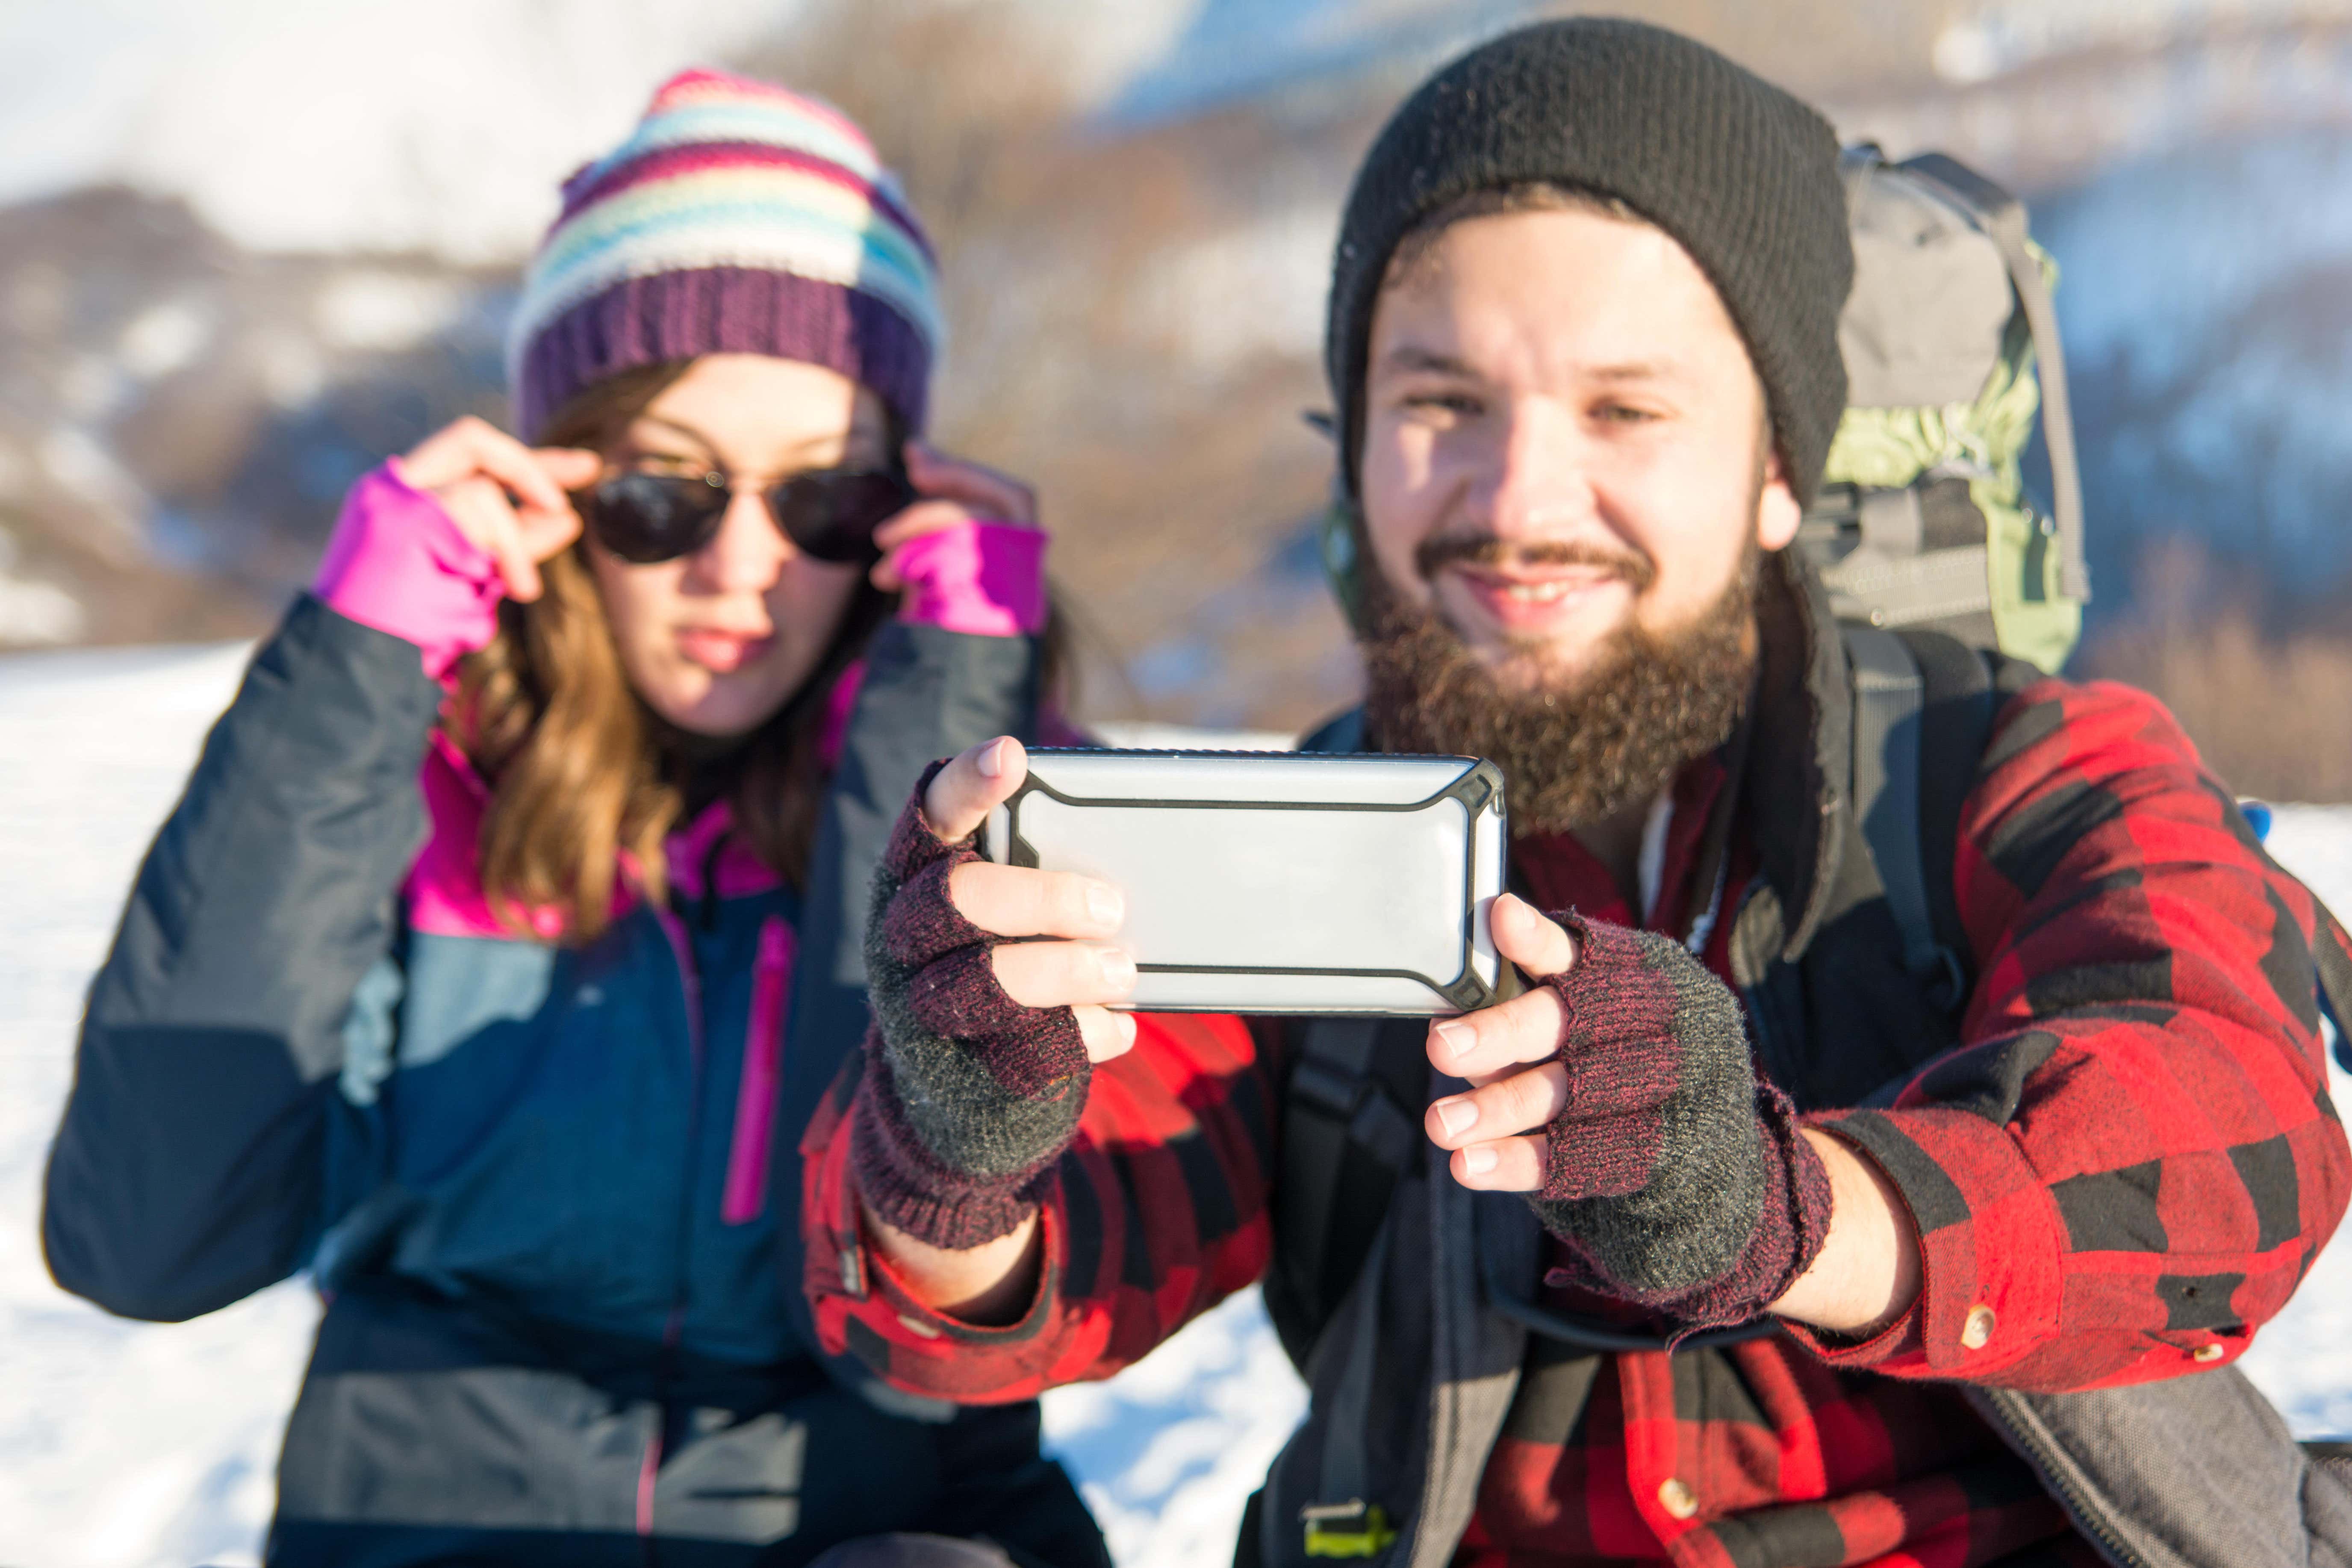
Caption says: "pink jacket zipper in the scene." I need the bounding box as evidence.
[722,915,793,1225]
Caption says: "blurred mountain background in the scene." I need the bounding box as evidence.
[4,0,2352,795]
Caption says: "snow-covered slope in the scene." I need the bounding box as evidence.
[0,0,1193,264]
[4,641,2349,1568]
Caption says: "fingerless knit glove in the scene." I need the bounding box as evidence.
[1532,913,1834,1332]
[850,762,1092,1248]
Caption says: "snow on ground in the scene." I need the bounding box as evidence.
[4,640,2350,1568]
[0,643,318,1568]
[2235,804,2352,1437]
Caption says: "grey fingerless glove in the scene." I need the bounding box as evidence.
[850,760,1091,1248]
[1530,913,1833,1331]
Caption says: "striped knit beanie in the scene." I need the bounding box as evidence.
[508,69,942,441]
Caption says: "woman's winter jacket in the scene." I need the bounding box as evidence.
[42,466,1102,1568]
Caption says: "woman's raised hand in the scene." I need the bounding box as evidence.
[869,442,1040,594]
[393,417,600,601]
[917,736,1137,1061]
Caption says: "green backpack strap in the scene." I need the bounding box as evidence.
[1897,153,2090,604]
[1844,623,2000,1013]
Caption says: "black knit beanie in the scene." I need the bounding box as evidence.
[1327,18,1852,507]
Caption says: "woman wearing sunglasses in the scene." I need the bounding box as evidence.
[44,71,1102,1568]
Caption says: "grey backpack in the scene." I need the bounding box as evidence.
[1800,146,2088,675]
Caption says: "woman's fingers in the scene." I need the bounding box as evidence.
[453,421,574,517]
[991,938,1137,1010]
[435,475,545,600]
[512,446,594,563]
[903,441,1037,526]
[1425,1060,1567,1152]
[1425,983,1568,1086]
[393,417,502,491]
[1446,1134,1547,1193]
[873,498,976,551]
[394,420,592,593]
[533,446,602,491]
[870,498,979,590]
[1490,893,1577,979]
[1075,1004,1138,1064]
[400,418,560,509]
[950,861,1123,941]
[922,736,1027,843]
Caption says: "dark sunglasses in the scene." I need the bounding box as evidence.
[578,464,917,566]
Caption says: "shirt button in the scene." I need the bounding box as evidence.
[1961,1304,1997,1350]
[2193,1342,2227,1364]
[1658,1478,1699,1520]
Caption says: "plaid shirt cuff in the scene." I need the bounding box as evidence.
[804,1066,1090,1403]
[1789,1107,2067,1379]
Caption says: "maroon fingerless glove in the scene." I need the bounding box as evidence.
[1529,913,1834,1333]
[849,761,1092,1249]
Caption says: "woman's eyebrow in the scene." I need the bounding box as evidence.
[628,414,718,452]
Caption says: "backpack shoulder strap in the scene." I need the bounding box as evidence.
[1265,1016,1423,1371]
[1843,623,1999,1011]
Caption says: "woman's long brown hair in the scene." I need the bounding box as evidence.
[447,361,893,941]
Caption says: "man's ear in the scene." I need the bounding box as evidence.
[1756,445,1803,553]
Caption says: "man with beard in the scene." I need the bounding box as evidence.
[800,20,2352,1567]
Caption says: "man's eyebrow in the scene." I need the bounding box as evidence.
[1585,360,1680,384]
[1375,348,1686,384]
[1378,345,1481,377]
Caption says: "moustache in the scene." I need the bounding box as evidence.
[1413,533,1656,591]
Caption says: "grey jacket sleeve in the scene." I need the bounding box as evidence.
[43,595,442,1321]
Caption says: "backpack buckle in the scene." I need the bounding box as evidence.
[1302,1499,1397,1559]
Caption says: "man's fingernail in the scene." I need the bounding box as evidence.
[1430,1019,1470,1062]
[1086,883,1124,928]
[1463,1145,1498,1176]
[1096,946,1136,987]
[976,739,1006,778]
[1435,1099,1477,1138]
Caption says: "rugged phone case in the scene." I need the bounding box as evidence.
[982,749,1507,1015]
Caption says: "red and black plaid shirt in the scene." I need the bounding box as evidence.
[803,678,2352,1566]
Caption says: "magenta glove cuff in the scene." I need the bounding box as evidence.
[892,520,1048,637]
[312,461,504,680]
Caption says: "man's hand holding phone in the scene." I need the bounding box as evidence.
[847,736,1137,1326]
[906,736,1140,1063]
[1420,900,1846,1332]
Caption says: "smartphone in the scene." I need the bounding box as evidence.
[981,749,1507,1015]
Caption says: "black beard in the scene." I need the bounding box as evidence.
[1358,548,1760,835]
